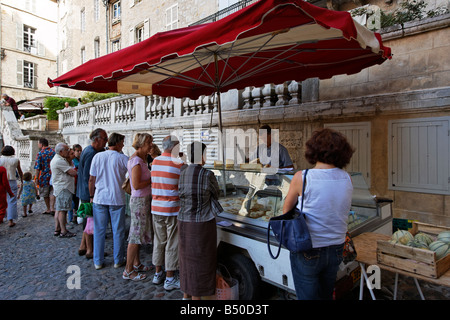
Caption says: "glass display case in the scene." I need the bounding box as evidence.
[208,166,392,235]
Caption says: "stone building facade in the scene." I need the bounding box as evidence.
[0,0,58,102]
[6,0,449,226]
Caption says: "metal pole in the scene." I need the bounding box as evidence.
[214,53,227,196]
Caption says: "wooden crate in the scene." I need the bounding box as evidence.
[377,221,450,279]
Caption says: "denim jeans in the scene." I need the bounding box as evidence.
[290,243,344,300]
[93,203,126,266]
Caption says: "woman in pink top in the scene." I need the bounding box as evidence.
[123,133,154,281]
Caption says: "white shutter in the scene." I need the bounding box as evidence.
[129,28,134,46]
[16,60,23,86]
[16,22,23,51]
[144,19,150,39]
[37,40,46,56]
[324,122,371,184]
[389,117,450,194]
[33,63,38,89]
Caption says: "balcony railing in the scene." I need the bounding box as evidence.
[189,0,259,26]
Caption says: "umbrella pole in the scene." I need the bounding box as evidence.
[214,53,227,197]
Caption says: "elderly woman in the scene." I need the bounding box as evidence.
[0,146,23,227]
[178,141,223,300]
[122,133,153,281]
[282,128,354,300]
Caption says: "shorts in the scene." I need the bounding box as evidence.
[39,185,53,198]
[55,189,74,211]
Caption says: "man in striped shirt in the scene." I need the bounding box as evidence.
[151,135,185,291]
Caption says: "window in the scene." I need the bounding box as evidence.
[135,25,144,43]
[23,25,36,54]
[166,4,178,30]
[389,117,450,195]
[111,39,121,52]
[130,19,149,46]
[17,60,37,88]
[94,0,100,22]
[112,1,121,21]
[81,47,86,64]
[23,61,35,88]
[94,38,100,58]
[81,8,86,32]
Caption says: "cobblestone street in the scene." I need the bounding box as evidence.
[1,198,449,301]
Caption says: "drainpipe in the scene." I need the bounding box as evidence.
[103,0,109,54]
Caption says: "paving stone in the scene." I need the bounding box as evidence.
[1,198,448,300]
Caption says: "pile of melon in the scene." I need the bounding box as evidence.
[390,230,450,260]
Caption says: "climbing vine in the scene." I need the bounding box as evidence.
[351,0,449,29]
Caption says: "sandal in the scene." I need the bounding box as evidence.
[134,264,152,272]
[123,269,147,281]
[54,230,61,236]
[59,231,76,238]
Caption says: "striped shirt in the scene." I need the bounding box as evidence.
[151,152,185,216]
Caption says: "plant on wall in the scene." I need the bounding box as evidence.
[79,92,120,104]
[44,97,77,120]
[350,0,449,29]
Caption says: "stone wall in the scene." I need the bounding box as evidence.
[52,13,450,227]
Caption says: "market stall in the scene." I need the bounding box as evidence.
[212,166,393,299]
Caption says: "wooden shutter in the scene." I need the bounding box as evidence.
[16,22,23,51]
[16,60,23,86]
[389,117,450,194]
[325,122,371,184]
[144,19,150,39]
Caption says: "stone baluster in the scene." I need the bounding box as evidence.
[251,86,263,108]
[197,95,205,114]
[275,82,290,106]
[203,95,212,114]
[130,98,136,122]
[156,96,164,119]
[146,95,153,120]
[167,96,174,118]
[261,83,275,107]
[242,86,254,109]
[288,80,300,105]
[115,100,123,123]
[150,96,158,119]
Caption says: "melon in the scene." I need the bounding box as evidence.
[406,239,428,249]
[437,231,450,244]
[414,232,433,246]
[429,241,450,260]
[392,230,414,245]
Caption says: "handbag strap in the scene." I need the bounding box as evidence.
[267,169,309,259]
[267,221,283,259]
[299,169,308,214]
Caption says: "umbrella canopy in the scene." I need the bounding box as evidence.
[48,0,391,100]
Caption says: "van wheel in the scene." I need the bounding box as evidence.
[222,253,261,300]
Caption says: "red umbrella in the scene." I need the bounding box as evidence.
[48,0,391,133]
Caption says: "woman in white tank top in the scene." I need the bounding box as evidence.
[282,128,354,300]
[0,146,23,227]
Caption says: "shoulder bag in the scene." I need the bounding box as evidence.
[267,169,312,259]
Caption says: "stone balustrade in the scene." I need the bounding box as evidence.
[58,81,302,131]
[17,115,48,131]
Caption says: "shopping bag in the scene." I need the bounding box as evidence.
[267,169,312,259]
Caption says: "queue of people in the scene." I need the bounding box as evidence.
[1,125,354,300]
